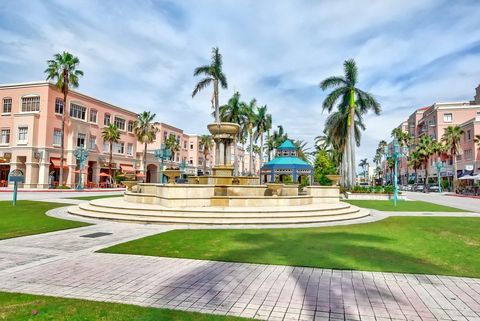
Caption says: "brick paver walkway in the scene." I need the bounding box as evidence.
[0,208,479,321]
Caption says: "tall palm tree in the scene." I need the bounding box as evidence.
[45,51,84,186]
[442,125,464,192]
[408,150,422,185]
[165,134,181,163]
[323,108,366,184]
[320,59,381,188]
[254,105,272,173]
[272,125,288,151]
[294,140,311,162]
[219,91,247,175]
[134,111,158,181]
[243,99,258,175]
[198,135,213,175]
[192,47,228,123]
[102,124,121,179]
[265,134,276,162]
[359,158,369,182]
[416,135,435,190]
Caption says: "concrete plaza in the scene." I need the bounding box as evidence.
[0,200,479,321]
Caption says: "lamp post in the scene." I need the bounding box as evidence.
[434,160,445,193]
[73,145,89,190]
[384,139,407,207]
[154,144,171,184]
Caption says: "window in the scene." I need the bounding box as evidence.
[465,149,473,161]
[103,141,109,153]
[183,141,187,149]
[127,143,133,155]
[0,129,10,144]
[127,120,134,133]
[113,142,124,154]
[466,130,472,141]
[456,154,462,161]
[163,131,168,142]
[89,109,98,123]
[189,158,193,165]
[54,98,64,114]
[53,129,61,145]
[76,133,86,147]
[69,103,86,120]
[114,117,125,130]
[18,126,28,143]
[3,98,12,113]
[89,135,96,150]
[190,143,194,150]
[21,96,40,112]
[104,113,111,126]
[443,113,453,122]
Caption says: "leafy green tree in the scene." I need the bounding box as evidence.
[192,47,228,123]
[314,150,337,186]
[102,124,120,178]
[134,111,158,180]
[45,51,84,185]
[442,125,464,192]
[320,59,381,188]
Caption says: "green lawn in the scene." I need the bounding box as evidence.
[345,200,466,212]
[102,216,480,277]
[0,292,250,321]
[0,201,89,240]
[67,194,123,201]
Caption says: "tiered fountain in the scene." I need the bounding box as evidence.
[68,122,369,226]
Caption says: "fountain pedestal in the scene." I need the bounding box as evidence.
[207,122,240,178]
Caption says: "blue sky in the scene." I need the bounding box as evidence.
[1,0,480,166]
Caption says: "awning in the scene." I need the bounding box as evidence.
[50,158,68,169]
[120,164,135,173]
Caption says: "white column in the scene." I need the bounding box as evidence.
[219,141,225,165]
[37,162,50,189]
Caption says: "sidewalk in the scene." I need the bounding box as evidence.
[0,207,479,321]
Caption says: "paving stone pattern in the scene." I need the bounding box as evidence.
[0,207,479,321]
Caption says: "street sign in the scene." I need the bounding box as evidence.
[8,169,24,206]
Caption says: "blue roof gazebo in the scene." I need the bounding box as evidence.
[260,139,313,184]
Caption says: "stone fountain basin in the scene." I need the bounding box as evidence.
[207,122,240,135]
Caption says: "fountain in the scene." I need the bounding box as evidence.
[68,122,369,226]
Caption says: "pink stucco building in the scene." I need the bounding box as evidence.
[0,81,138,188]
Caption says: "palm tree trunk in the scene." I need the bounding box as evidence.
[109,142,113,184]
[214,79,219,123]
[249,130,253,176]
[415,167,418,185]
[259,133,264,183]
[143,142,147,183]
[452,149,457,193]
[59,77,68,187]
[203,151,207,176]
[267,130,271,161]
[424,161,428,193]
[348,93,356,188]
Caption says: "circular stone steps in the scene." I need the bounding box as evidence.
[68,197,369,226]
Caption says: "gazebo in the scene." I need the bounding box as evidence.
[260,139,313,184]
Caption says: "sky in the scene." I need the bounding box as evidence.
[1,0,480,167]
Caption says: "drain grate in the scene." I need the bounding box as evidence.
[80,232,112,238]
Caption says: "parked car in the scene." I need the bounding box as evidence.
[428,185,440,192]
[413,184,425,192]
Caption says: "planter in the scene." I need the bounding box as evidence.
[266,183,284,196]
[326,174,341,186]
[207,122,240,136]
[123,180,139,192]
[345,192,406,200]
[163,170,182,184]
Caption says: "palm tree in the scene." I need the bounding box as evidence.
[254,105,272,173]
[219,91,247,175]
[102,124,121,179]
[243,99,258,175]
[165,134,181,163]
[294,140,311,162]
[198,135,213,175]
[45,51,84,186]
[359,158,369,182]
[192,47,228,123]
[408,150,422,185]
[272,125,288,151]
[323,109,366,183]
[416,135,435,190]
[265,134,276,162]
[320,59,381,188]
[442,125,464,192]
[134,111,158,180]
[475,134,480,147]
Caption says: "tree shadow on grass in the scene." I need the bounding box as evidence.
[154,230,443,319]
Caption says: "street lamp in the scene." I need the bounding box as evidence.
[384,139,407,207]
[73,145,89,190]
[434,160,445,193]
[154,144,172,184]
